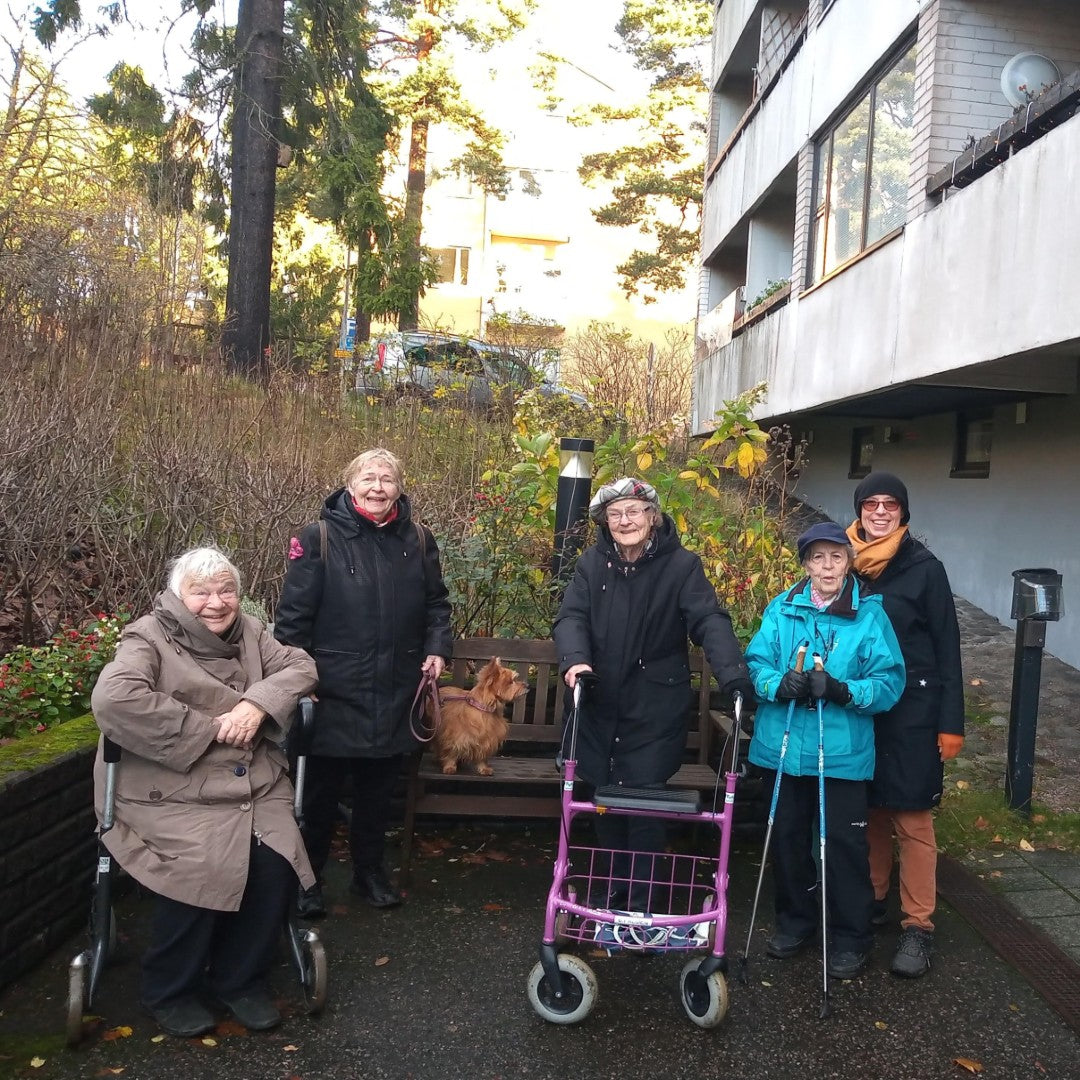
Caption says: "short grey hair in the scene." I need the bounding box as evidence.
[343,447,405,493]
[167,547,242,596]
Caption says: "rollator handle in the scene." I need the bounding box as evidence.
[102,737,122,764]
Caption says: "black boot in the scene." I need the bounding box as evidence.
[351,866,402,908]
[296,882,326,920]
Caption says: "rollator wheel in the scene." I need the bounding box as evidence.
[526,954,598,1025]
[66,957,88,1046]
[679,959,729,1029]
[300,932,328,1014]
[554,886,576,945]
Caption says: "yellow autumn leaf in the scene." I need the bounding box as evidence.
[676,513,688,533]
[201,1037,217,1047]
[678,470,698,480]
[874,1020,888,1030]
[636,451,653,471]
[955,780,969,790]
[151,1034,166,1043]
[953,1057,985,1073]
[1019,839,1035,852]
[29,1058,45,1069]
[992,836,1004,844]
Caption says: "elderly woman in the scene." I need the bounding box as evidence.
[746,521,905,980]
[846,472,965,979]
[552,477,752,910]
[275,448,452,916]
[90,547,317,1038]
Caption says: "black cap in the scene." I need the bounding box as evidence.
[796,521,851,561]
[853,471,910,525]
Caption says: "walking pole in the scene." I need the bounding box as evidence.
[738,641,808,984]
[813,653,832,1019]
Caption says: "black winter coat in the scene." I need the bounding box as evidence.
[552,516,749,788]
[858,533,965,809]
[274,490,453,758]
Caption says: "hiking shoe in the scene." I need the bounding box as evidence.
[216,989,281,1031]
[891,926,933,978]
[296,882,326,920]
[765,931,811,959]
[144,995,216,1038]
[871,898,889,928]
[826,950,868,979]
[351,866,402,908]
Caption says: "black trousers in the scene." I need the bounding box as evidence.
[301,754,403,880]
[765,771,873,954]
[141,838,294,1007]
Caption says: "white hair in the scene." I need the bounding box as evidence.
[167,547,242,596]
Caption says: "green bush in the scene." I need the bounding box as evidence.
[0,612,129,742]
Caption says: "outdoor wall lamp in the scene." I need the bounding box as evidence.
[551,438,595,587]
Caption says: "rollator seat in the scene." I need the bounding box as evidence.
[592,785,702,815]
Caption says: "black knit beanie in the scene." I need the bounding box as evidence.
[853,471,910,525]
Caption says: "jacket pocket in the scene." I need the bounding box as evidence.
[640,654,691,686]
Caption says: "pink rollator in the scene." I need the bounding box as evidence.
[526,674,746,1028]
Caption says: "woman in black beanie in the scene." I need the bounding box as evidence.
[845,472,965,978]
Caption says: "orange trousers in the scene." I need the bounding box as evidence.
[868,806,937,932]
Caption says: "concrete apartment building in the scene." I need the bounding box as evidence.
[698,0,1080,666]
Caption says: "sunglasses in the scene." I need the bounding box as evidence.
[860,498,900,513]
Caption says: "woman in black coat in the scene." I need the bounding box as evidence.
[553,477,752,910]
[845,471,964,978]
[275,448,452,914]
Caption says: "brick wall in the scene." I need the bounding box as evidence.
[0,747,96,991]
[917,0,1080,204]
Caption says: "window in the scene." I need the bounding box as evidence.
[810,42,916,284]
[433,247,470,286]
[951,410,993,478]
[849,426,874,479]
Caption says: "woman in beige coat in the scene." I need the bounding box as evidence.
[91,548,317,1038]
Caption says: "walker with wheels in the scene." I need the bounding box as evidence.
[526,675,746,1029]
[65,697,328,1045]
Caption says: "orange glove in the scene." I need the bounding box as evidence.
[938,733,964,761]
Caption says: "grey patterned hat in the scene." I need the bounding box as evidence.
[588,477,661,523]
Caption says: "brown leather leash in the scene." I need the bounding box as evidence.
[409,668,442,742]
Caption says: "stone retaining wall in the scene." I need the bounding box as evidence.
[0,746,96,991]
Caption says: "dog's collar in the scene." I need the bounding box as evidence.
[439,688,500,714]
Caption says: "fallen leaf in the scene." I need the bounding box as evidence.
[953,1057,984,1073]
[486,850,511,862]
[29,1058,45,1069]
[1019,839,1035,852]
[482,902,506,912]
[1009,1003,1020,1012]
[992,836,1003,845]
[102,1025,133,1041]
[331,905,348,916]
[375,955,390,967]
[969,678,983,686]
[874,1020,888,1030]
[461,853,486,865]
[1032,814,1046,824]
[955,780,969,790]
[150,1034,166,1043]
[973,816,990,829]
[283,1045,299,1052]
[95,1069,125,1076]
[760,980,772,987]
[201,1037,217,1047]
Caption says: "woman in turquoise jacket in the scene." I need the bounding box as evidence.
[747,521,905,980]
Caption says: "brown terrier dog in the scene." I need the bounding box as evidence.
[430,657,527,775]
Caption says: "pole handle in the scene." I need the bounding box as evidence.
[794,642,809,672]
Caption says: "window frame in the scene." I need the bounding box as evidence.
[849,425,874,479]
[950,409,993,479]
[432,246,470,287]
[808,38,916,286]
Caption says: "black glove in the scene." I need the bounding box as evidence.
[808,669,852,705]
[776,669,809,701]
[722,676,755,709]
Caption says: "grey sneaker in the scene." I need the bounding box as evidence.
[891,926,933,978]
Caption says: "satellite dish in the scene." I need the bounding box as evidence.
[1000,52,1061,107]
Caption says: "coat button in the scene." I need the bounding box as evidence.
[148,790,162,801]
[240,801,252,812]
[234,765,247,777]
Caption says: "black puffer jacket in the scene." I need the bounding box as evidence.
[274,489,453,758]
[858,533,964,809]
[552,516,749,788]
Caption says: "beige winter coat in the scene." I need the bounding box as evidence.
[91,591,318,911]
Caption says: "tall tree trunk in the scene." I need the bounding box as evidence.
[397,115,428,331]
[222,0,285,383]
[354,226,372,344]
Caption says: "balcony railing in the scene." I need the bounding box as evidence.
[926,69,1080,198]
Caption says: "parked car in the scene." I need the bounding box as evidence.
[353,331,588,410]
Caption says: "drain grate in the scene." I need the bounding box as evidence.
[938,855,1080,1033]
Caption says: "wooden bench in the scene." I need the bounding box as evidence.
[399,637,730,883]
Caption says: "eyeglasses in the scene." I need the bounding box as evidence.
[860,498,900,513]
[605,507,649,523]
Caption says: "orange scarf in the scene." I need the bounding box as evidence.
[846,520,908,580]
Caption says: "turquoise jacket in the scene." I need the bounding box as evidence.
[747,576,905,781]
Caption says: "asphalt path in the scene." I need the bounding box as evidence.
[2,822,1078,1080]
